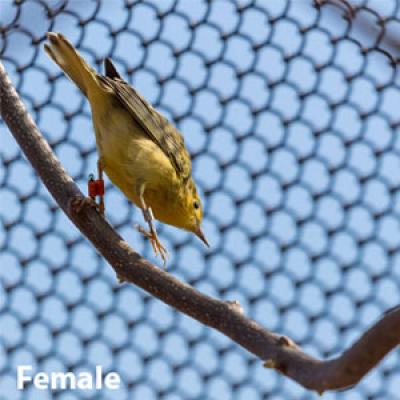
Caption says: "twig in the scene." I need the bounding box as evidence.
[1,61,399,393]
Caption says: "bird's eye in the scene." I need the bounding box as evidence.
[193,200,200,210]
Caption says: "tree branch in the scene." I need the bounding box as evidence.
[1,61,399,393]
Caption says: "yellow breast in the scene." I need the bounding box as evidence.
[89,93,183,225]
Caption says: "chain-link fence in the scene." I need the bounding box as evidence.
[1,0,400,399]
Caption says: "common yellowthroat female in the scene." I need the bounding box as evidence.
[44,32,208,264]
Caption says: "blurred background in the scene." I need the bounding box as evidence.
[1,0,400,399]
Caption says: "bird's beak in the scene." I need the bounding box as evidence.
[195,226,209,247]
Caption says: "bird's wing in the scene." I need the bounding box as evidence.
[98,64,192,183]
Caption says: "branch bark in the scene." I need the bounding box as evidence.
[1,61,399,394]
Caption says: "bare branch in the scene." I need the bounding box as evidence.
[1,61,399,393]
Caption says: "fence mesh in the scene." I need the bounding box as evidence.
[1,0,400,399]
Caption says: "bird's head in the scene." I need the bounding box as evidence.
[182,181,209,247]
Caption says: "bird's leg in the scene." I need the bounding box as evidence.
[70,158,105,216]
[135,182,168,265]
[96,158,105,216]
[87,158,105,216]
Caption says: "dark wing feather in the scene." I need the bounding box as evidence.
[99,61,192,182]
[104,58,122,79]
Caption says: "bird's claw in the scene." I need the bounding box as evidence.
[69,196,100,214]
[135,224,168,266]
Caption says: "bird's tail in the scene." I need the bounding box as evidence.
[44,32,99,98]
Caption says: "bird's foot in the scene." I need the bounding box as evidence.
[135,224,168,266]
[69,196,100,214]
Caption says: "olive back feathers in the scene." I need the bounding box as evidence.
[100,59,192,183]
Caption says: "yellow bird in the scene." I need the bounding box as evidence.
[44,32,208,263]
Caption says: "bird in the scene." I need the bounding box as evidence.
[44,32,208,264]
